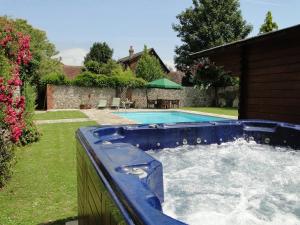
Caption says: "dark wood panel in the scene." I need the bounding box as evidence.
[210,52,242,76]
[247,97,300,106]
[248,37,300,56]
[200,26,300,123]
[77,141,128,225]
[246,81,300,90]
[248,54,300,70]
[248,62,300,75]
[247,89,300,98]
[246,104,300,116]
[245,111,300,124]
[247,72,300,82]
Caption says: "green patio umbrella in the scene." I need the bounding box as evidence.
[146,78,182,89]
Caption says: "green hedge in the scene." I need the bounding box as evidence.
[41,71,147,88]
[0,131,14,188]
[40,72,71,86]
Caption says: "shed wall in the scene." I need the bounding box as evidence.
[243,34,300,123]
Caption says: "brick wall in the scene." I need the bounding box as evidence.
[46,85,238,109]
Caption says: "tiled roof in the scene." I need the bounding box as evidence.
[118,48,170,73]
[63,65,82,80]
[118,48,154,63]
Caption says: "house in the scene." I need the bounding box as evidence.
[191,24,300,123]
[63,64,82,80]
[62,47,176,81]
[118,46,170,74]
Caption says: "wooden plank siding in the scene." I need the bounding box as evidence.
[209,48,242,77]
[77,141,127,225]
[243,30,300,123]
[195,25,300,124]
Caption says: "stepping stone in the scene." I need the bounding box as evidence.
[66,220,78,225]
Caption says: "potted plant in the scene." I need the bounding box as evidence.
[79,94,92,109]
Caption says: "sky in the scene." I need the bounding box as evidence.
[0,0,299,69]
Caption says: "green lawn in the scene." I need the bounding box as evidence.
[34,111,87,120]
[181,107,238,117]
[0,121,97,225]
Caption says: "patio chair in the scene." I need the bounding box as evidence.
[171,100,180,108]
[147,99,156,108]
[97,99,107,109]
[121,98,134,109]
[111,97,120,109]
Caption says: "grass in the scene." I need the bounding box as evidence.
[0,121,97,225]
[181,107,238,117]
[34,111,87,120]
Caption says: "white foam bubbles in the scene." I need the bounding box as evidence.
[147,139,300,225]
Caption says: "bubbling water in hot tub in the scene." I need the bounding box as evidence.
[147,139,300,225]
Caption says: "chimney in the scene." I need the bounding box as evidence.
[129,46,134,57]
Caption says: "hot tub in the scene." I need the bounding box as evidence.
[76,120,300,225]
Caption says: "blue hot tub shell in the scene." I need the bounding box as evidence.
[76,120,300,225]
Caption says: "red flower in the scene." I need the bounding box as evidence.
[10,125,22,142]
[0,24,32,143]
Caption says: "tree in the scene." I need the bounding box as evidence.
[135,46,165,82]
[83,59,120,75]
[84,42,113,65]
[4,17,63,110]
[259,11,278,34]
[173,0,252,73]
[0,17,62,84]
[192,58,238,106]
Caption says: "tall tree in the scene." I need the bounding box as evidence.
[135,46,165,82]
[84,42,113,65]
[0,17,62,85]
[173,0,252,73]
[259,11,278,34]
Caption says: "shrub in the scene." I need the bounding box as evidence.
[19,123,40,146]
[83,60,102,74]
[84,59,120,75]
[135,46,165,81]
[72,71,98,87]
[19,83,40,145]
[72,70,146,88]
[0,23,32,188]
[41,67,147,89]
[192,58,238,106]
[0,130,15,188]
[40,72,70,86]
[192,58,237,89]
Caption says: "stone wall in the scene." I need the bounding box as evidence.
[46,85,238,109]
[131,87,215,108]
[47,85,116,109]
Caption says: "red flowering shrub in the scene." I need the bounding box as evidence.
[0,25,32,187]
[0,25,31,143]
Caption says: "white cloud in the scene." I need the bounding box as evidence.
[56,48,88,66]
[164,59,176,71]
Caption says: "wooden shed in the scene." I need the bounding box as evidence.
[191,24,300,124]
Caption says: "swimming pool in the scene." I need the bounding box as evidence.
[114,111,226,124]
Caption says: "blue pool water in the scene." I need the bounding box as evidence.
[114,111,227,124]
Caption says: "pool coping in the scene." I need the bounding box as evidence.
[80,108,237,125]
